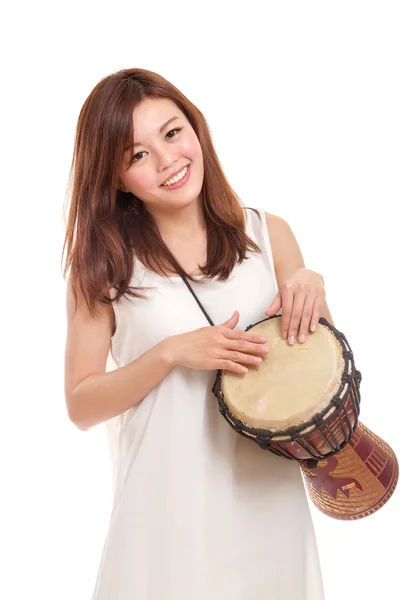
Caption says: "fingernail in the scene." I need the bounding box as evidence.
[289,336,295,345]
[299,334,306,343]
[310,324,316,332]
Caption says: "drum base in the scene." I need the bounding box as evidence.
[300,423,399,520]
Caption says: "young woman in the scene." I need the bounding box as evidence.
[63,68,333,599]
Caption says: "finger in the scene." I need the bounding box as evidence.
[222,310,240,328]
[280,287,294,340]
[298,295,316,342]
[287,291,306,344]
[215,347,264,369]
[219,360,248,375]
[226,350,265,366]
[310,294,326,332]
[225,338,270,356]
[264,292,282,316]
[223,329,268,344]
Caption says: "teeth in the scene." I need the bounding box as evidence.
[162,166,188,186]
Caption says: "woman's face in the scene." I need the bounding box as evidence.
[118,97,204,216]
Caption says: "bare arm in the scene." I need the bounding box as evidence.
[65,280,174,431]
[265,211,335,325]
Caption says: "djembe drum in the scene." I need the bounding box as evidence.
[213,316,398,520]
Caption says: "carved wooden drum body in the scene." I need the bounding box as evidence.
[213,316,398,520]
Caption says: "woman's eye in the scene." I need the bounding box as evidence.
[131,128,182,162]
[132,151,147,162]
[166,127,182,139]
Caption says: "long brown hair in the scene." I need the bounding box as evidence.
[62,68,261,317]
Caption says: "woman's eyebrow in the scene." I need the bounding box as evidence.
[132,116,180,149]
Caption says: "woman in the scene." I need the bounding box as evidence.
[63,68,332,599]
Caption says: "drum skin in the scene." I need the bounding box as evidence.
[213,316,398,520]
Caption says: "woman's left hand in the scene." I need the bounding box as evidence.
[264,268,326,344]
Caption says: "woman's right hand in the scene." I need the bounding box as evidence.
[164,311,270,374]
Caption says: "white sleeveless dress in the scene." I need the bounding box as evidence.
[92,207,325,600]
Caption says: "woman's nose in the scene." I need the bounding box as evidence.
[156,151,178,172]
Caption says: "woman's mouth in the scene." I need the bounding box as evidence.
[160,164,191,190]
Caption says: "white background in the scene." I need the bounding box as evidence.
[1,1,399,598]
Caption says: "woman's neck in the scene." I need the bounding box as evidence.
[152,198,206,242]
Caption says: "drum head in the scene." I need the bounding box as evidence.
[221,317,345,430]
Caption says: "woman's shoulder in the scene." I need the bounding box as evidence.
[264,210,290,234]
[243,206,288,229]
[242,207,303,273]
[263,211,305,275]
[261,210,294,248]
[243,207,291,245]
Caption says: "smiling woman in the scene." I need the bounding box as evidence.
[63,69,260,308]
[62,67,327,600]
[118,98,205,212]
